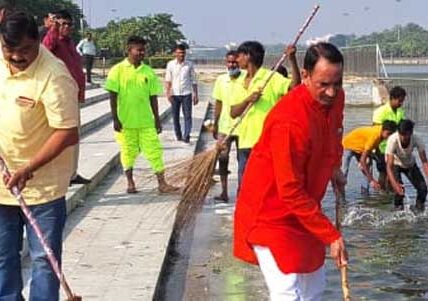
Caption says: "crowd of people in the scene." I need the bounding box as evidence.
[0,1,427,300]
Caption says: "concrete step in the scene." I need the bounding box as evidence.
[67,99,172,213]
[80,98,111,137]
[85,82,101,91]
[81,87,109,108]
[21,98,173,295]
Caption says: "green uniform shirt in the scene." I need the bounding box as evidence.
[212,72,245,135]
[105,59,162,129]
[231,67,291,149]
[372,102,405,153]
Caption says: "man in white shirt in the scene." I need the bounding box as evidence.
[386,119,428,211]
[165,44,198,143]
[76,32,96,83]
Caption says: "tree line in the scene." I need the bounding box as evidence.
[330,23,428,58]
[10,0,186,58]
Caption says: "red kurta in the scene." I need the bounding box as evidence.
[233,84,344,274]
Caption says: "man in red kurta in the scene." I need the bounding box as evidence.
[234,42,348,300]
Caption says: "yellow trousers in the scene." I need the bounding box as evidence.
[115,127,164,173]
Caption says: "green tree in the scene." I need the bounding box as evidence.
[93,14,185,57]
[14,0,83,41]
[347,23,428,57]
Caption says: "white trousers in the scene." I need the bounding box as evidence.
[254,245,326,301]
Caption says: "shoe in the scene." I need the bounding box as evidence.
[415,201,425,212]
[70,174,91,185]
[394,204,404,211]
[176,137,183,141]
[183,137,190,143]
[214,194,229,203]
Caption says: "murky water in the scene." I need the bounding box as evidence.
[163,85,428,300]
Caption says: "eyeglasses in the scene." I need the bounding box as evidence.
[58,22,73,27]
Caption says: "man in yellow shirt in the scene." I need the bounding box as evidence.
[230,41,298,187]
[212,50,244,202]
[106,36,178,194]
[0,12,79,300]
[342,121,397,192]
[372,86,406,188]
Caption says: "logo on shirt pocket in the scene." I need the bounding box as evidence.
[15,96,36,108]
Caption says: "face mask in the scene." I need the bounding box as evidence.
[228,68,241,78]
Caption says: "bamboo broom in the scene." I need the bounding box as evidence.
[0,157,82,301]
[169,4,321,228]
[334,184,351,301]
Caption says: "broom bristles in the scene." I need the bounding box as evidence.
[165,147,219,228]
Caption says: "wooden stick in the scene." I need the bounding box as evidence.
[0,157,81,301]
[224,4,320,141]
[334,185,351,301]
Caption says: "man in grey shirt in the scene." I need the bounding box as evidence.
[386,119,428,211]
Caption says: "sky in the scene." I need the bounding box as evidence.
[75,0,426,46]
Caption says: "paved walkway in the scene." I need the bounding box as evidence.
[56,100,207,300]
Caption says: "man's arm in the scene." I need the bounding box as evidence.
[42,23,59,51]
[230,90,262,118]
[76,40,84,56]
[213,100,222,139]
[164,63,173,103]
[386,153,404,196]
[190,64,199,105]
[192,83,199,105]
[286,45,301,89]
[109,92,121,132]
[418,149,428,178]
[5,128,78,191]
[150,95,162,134]
[270,123,347,267]
[359,151,381,190]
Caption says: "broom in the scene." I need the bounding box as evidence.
[334,183,351,301]
[0,157,82,301]
[169,4,321,227]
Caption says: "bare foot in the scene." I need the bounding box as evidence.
[126,185,138,194]
[158,183,180,193]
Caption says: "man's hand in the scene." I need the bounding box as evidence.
[166,93,173,104]
[369,179,381,190]
[212,123,218,140]
[4,166,33,192]
[113,118,122,132]
[393,183,405,196]
[192,94,199,105]
[332,168,347,190]
[330,237,348,268]
[247,89,262,104]
[155,119,162,134]
[78,90,85,103]
[285,45,297,58]
[422,163,428,179]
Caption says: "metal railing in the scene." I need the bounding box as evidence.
[192,44,382,78]
[379,77,428,125]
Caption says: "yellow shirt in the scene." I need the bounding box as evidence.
[342,125,382,154]
[0,46,79,205]
[212,72,245,135]
[372,102,405,153]
[105,59,163,129]
[231,67,291,149]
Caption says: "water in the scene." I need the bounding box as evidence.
[164,86,428,300]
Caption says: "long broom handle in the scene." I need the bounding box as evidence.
[334,186,351,301]
[0,157,76,300]
[223,4,320,141]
